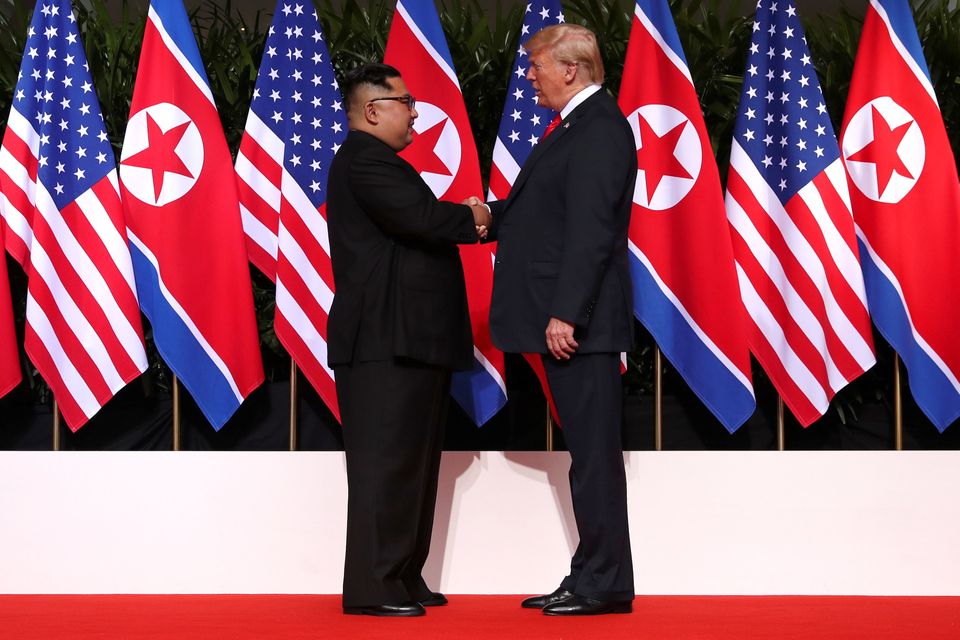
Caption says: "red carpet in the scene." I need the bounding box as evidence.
[1,595,958,639]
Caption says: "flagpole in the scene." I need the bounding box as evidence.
[52,400,61,452]
[654,347,663,451]
[545,404,554,452]
[172,374,181,451]
[777,397,785,451]
[893,354,903,451]
[289,360,298,452]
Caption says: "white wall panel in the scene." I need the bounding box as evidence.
[1,451,957,595]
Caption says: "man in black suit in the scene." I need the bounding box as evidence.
[326,63,491,617]
[479,24,637,616]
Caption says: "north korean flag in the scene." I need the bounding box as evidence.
[384,0,506,426]
[620,0,755,432]
[840,0,960,431]
[120,0,264,429]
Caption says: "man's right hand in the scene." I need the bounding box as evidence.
[463,197,491,238]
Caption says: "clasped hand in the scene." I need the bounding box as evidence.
[462,196,490,240]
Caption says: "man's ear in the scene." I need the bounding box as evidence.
[363,102,379,126]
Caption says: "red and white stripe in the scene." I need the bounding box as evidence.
[488,138,521,202]
[725,141,875,425]
[0,109,147,430]
[236,111,339,420]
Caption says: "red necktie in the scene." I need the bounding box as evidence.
[541,114,562,142]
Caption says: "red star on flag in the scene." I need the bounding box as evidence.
[636,117,691,201]
[122,114,195,201]
[847,105,914,197]
[404,118,452,176]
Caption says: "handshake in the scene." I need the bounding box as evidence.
[462,196,491,240]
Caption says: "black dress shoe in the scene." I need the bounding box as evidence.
[419,592,448,607]
[520,587,574,609]
[542,594,632,616]
[343,601,426,617]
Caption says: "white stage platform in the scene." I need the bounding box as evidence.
[1,451,958,595]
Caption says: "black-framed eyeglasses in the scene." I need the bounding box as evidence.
[367,94,417,110]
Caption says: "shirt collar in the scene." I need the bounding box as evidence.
[560,84,602,120]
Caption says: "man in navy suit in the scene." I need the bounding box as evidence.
[480,24,637,616]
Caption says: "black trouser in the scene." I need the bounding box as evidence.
[542,352,635,602]
[335,358,450,608]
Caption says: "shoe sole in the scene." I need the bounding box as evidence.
[342,608,425,617]
[420,599,447,607]
[543,604,633,616]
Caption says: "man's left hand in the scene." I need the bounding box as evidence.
[546,317,578,360]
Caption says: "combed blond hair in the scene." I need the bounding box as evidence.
[524,23,604,84]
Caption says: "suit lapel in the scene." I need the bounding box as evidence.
[503,90,606,210]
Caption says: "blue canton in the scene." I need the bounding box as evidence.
[733,0,839,202]
[495,1,565,162]
[249,2,346,208]
[11,0,116,210]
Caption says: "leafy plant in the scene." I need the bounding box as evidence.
[914,0,960,155]
[72,0,145,154]
[0,0,30,137]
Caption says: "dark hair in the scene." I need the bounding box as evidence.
[342,63,402,111]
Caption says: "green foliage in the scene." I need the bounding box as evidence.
[72,0,145,153]
[805,4,862,137]
[189,0,268,150]
[0,1,30,113]
[914,0,960,155]
[318,0,391,71]
[668,0,754,175]
[437,0,525,173]
[1,0,958,425]
[564,0,632,95]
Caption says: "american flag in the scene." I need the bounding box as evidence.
[725,0,875,426]
[488,1,564,421]
[236,0,346,421]
[0,0,147,429]
[487,1,564,201]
